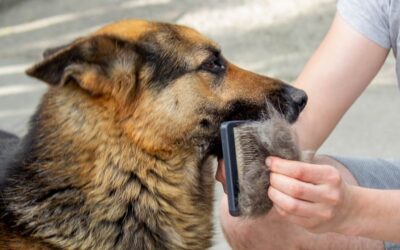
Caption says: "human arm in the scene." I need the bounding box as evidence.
[293,13,389,151]
[218,12,391,249]
[216,11,390,187]
[266,12,400,243]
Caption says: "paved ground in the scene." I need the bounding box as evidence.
[1,0,400,249]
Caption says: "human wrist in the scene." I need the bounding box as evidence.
[335,184,366,236]
[336,185,376,237]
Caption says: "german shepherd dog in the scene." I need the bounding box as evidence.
[0,20,307,249]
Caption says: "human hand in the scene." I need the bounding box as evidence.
[267,156,356,234]
[216,159,227,193]
[217,159,306,249]
[217,156,385,249]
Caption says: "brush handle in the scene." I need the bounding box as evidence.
[220,121,248,217]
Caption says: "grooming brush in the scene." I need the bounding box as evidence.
[221,115,301,217]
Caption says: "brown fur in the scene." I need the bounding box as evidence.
[0,20,306,249]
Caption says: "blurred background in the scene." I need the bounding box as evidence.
[0,0,399,249]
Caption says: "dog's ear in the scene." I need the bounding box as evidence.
[26,35,137,98]
[42,43,72,59]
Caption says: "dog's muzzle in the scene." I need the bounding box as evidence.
[276,84,308,123]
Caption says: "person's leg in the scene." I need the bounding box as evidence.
[331,156,400,189]
[219,155,386,250]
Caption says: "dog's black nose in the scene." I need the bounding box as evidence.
[292,90,307,111]
[286,86,308,112]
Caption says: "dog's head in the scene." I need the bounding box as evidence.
[26,20,307,161]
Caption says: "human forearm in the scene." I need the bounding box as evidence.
[293,14,389,151]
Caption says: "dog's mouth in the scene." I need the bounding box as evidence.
[205,99,304,160]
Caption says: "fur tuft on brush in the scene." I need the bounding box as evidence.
[233,106,301,218]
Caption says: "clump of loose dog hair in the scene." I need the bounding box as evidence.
[234,103,301,217]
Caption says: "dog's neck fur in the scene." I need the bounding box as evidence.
[1,87,214,250]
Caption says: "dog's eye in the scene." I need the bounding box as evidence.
[200,54,225,74]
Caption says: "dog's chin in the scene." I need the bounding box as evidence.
[283,106,302,124]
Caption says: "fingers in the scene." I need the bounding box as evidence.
[271,190,342,234]
[267,157,350,234]
[268,186,325,218]
[273,203,322,232]
[267,157,341,185]
[270,173,330,203]
[268,157,343,206]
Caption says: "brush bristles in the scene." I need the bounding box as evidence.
[233,111,300,217]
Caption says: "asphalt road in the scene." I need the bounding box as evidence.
[1,1,399,249]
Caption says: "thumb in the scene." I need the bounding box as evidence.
[216,159,227,193]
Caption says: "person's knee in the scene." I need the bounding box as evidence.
[219,195,307,250]
[311,154,341,166]
[219,197,252,249]
[311,155,358,185]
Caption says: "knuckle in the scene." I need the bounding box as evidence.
[326,169,341,185]
[278,209,288,217]
[320,210,334,221]
[294,168,304,179]
[326,190,341,205]
[291,184,304,197]
[286,201,299,213]
[303,221,318,232]
[304,221,326,233]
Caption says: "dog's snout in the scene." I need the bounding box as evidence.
[286,86,308,112]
